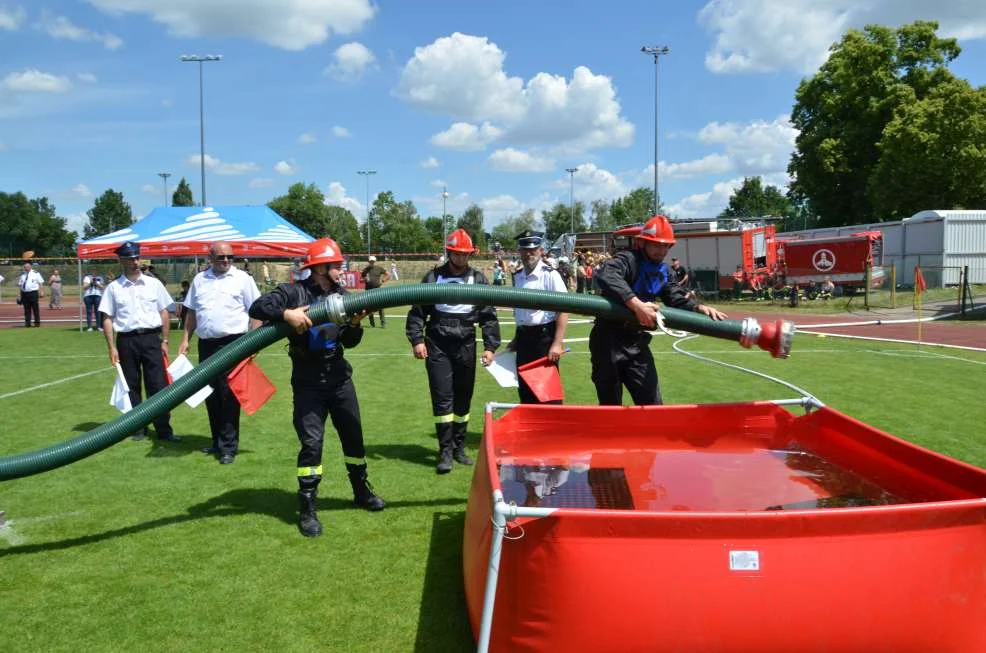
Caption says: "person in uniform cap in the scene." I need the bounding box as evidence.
[178,242,262,464]
[16,262,45,327]
[509,230,568,404]
[249,237,385,537]
[98,241,181,441]
[590,216,726,406]
[405,228,500,473]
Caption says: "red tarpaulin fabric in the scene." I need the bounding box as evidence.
[516,356,564,402]
[914,265,927,294]
[227,358,276,415]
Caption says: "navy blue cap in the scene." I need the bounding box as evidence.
[115,241,141,257]
[515,230,544,249]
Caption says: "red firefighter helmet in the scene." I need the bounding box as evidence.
[445,228,477,254]
[636,215,676,246]
[302,237,344,269]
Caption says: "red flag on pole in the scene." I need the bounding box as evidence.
[162,352,174,384]
[516,356,565,403]
[227,358,277,415]
[914,265,927,295]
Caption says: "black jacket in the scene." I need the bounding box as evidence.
[249,278,363,369]
[593,249,697,334]
[405,263,500,351]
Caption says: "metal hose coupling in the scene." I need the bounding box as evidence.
[324,293,347,325]
[739,317,794,359]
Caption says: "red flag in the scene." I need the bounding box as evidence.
[914,265,927,295]
[517,356,564,403]
[227,358,277,415]
[162,352,174,384]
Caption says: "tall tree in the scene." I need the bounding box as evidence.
[718,177,795,220]
[541,202,586,242]
[324,205,364,253]
[268,182,332,238]
[869,79,986,218]
[172,177,195,207]
[589,199,615,232]
[367,190,431,253]
[84,189,134,238]
[490,209,537,247]
[0,192,76,256]
[456,204,486,251]
[610,187,658,226]
[788,21,962,227]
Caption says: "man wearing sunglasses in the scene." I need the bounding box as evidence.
[178,242,262,464]
[98,241,181,442]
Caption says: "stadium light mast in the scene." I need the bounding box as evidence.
[179,54,222,206]
[565,167,578,233]
[158,172,171,207]
[641,45,669,215]
[441,186,450,245]
[357,170,377,255]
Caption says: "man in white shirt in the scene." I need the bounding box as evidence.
[509,230,569,404]
[178,242,262,464]
[82,270,105,331]
[99,241,181,442]
[17,262,45,327]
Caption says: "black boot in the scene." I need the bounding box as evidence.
[452,421,474,465]
[347,464,386,511]
[435,422,454,474]
[297,475,322,537]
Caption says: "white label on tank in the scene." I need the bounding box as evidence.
[729,550,760,571]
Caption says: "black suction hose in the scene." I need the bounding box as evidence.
[0,284,792,480]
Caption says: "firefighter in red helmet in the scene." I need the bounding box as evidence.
[249,237,385,537]
[405,228,500,473]
[590,215,727,405]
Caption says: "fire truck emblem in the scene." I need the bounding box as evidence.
[812,249,836,272]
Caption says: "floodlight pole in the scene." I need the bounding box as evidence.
[565,167,578,233]
[357,170,376,255]
[442,186,449,245]
[158,172,171,207]
[641,45,669,215]
[179,54,222,206]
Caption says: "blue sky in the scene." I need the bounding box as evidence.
[2,0,985,236]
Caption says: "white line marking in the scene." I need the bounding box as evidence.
[0,368,111,400]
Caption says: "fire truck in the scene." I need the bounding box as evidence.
[776,231,885,292]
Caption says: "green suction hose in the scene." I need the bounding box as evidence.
[0,284,792,480]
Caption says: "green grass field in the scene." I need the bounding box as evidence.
[1,315,985,652]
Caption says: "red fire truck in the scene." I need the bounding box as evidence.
[777,231,884,291]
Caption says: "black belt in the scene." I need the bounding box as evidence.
[516,323,555,333]
[119,327,162,337]
[200,333,244,343]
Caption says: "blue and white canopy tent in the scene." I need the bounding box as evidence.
[77,205,314,258]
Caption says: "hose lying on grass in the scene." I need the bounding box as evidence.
[0,284,793,480]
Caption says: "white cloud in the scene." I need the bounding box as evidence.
[186,153,260,175]
[479,194,523,213]
[76,72,98,84]
[298,132,317,144]
[88,0,376,51]
[429,121,503,151]
[331,125,351,138]
[0,6,25,31]
[324,42,377,81]
[429,179,447,188]
[697,115,797,175]
[488,147,555,173]
[64,211,89,235]
[325,181,362,215]
[1,69,72,93]
[37,11,124,49]
[398,33,634,153]
[699,0,986,75]
[665,177,747,219]
[71,183,93,198]
[419,156,440,169]
[274,159,300,175]
[249,178,274,188]
[566,162,627,201]
[140,183,158,194]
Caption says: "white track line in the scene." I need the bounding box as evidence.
[0,368,111,400]
[797,329,986,353]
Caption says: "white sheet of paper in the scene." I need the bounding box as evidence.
[110,363,132,413]
[486,350,519,388]
[167,353,213,408]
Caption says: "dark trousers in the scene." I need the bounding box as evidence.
[365,285,385,326]
[84,295,101,328]
[425,333,477,420]
[199,334,244,456]
[514,322,562,405]
[292,365,365,471]
[116,331,173,436]
[589,325,661,406]
[21,291,39,326]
